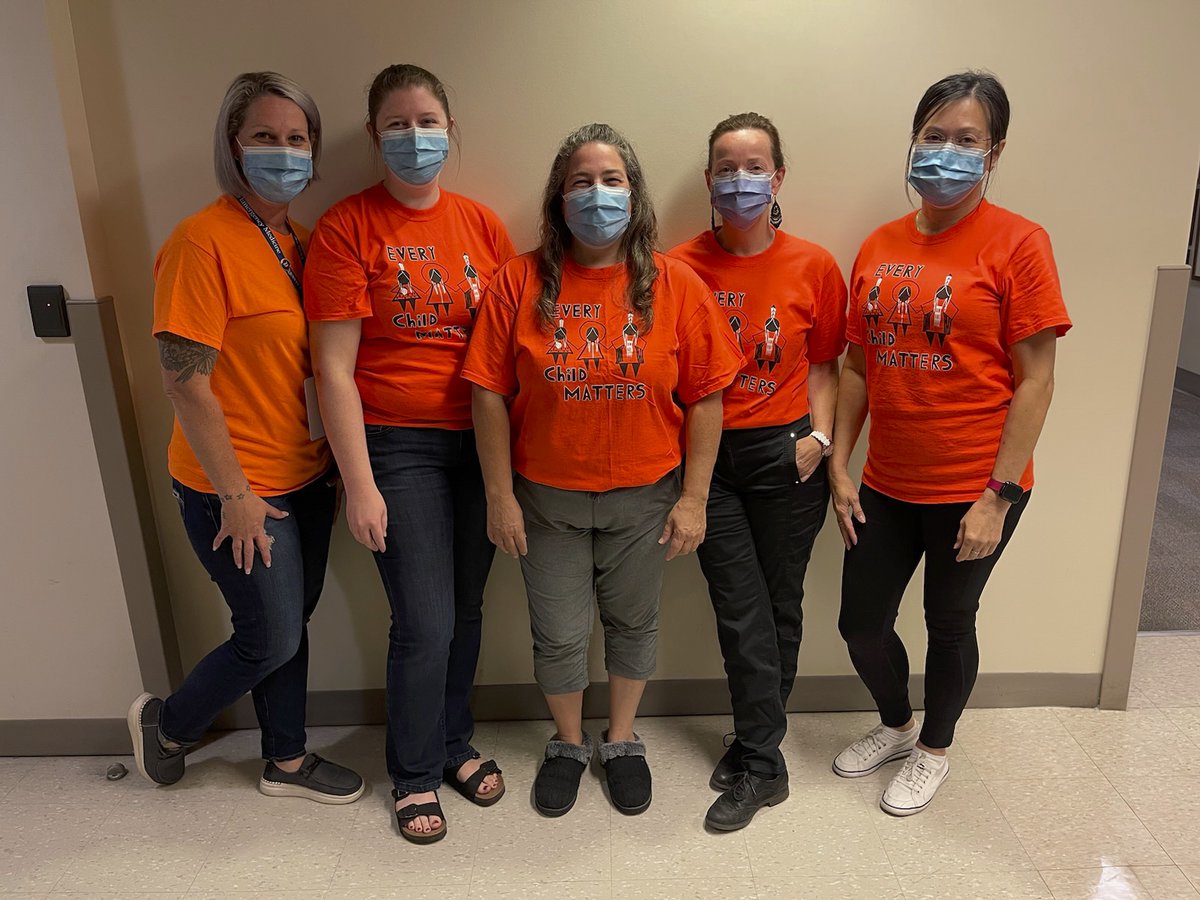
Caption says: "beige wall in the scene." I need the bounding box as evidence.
[63,0,1200,692]
[0,0,143,721]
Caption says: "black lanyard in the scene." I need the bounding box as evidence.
[236,196,306,300]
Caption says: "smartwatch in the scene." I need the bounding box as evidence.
[986,477,1023,504]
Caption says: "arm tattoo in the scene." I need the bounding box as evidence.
[158,332,218,384]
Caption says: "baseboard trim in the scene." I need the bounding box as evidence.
[2,672,1101,756]
[1176,366,1200,397]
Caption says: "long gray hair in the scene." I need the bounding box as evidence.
[213,71,321,198]
[536,123,658,333]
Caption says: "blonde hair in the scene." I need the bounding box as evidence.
[213,71,321,197]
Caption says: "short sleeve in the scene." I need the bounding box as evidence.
[492,218,518,264]
[303,208,372,321]
[844,246,868,347]
[152,236,229,350]
[674,267,742,405]
[1002,228,1072,347]
[461,260,521,397]
[808,254,848,363]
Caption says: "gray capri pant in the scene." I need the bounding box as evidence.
[514,468,682,694]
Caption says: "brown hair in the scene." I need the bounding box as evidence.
[367,64,450,129]
[707,112,785,170]
[536,123,659,333]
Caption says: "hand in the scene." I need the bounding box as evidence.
[954,492,1008,562]
[830,467,866,549]
[795,435,825,482]
[346,484,388,552]
[487,493,527,558]
[658,492,706,560]
[212,489,289,574]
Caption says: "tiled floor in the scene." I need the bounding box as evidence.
[4,635,1200,899]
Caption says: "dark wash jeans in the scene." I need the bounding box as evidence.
[696,416,830,777]
[839,484,1030,748]
[365,425,495,793]
[160,474,335,761]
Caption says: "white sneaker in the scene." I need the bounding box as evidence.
[832,723,920,778]
[880,747,949,816]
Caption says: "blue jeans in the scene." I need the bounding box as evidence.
[160,474,335,761]
[365,426,495,793]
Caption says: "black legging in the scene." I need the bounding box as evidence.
[838,484,1029,748]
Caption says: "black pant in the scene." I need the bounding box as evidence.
[838,484,1029,749]
[697,418,829,777]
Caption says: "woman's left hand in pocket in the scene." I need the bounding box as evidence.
[795,435,825,482]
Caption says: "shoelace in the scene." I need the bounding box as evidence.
[851,729,886,759]
[898,754,932,789]
[730,771,753,801]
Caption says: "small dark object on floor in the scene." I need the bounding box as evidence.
[106,763,128,781]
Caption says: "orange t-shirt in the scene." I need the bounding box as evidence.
[846,200,1072,503]
[669,229,847,429]
[152,195,330,497]
[462,252,742,492]
[303,185,516,429]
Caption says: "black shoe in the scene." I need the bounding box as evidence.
[709,734,746,792]
[127,692,185,786]
[534,732,593,817]
[259,753,365,804]
[705,771,789,832]
[600,731,652,815]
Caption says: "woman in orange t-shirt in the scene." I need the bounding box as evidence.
[667,112,847,832]
[464,123,741,818]
[829,72,1072,817]
[304,65,515,844]
[128,73,363,805]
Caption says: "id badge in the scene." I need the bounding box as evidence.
[303,376,325,441]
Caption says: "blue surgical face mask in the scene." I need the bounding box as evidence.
[239,144,312,203]
[907,143,990,208]
[379,126,449,185]
[563,184,631,248]
[711,170,775,230]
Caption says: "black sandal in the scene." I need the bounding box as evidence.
[444,754,506,807]
[392,789,447,844]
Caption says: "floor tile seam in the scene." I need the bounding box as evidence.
[1096,769,1175,862]
[976,776,1048,873]
[841,775,902,882]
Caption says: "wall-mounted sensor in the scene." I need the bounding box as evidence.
[28,284,70,338]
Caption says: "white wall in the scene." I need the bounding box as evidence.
[0,0,143,721]
[63,0,1200,692]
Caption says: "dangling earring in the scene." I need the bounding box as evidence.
[710,207,718,233]
[769,198,782,229]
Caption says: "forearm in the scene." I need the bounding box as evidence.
[316,369,375,493]
[830,348,868,474]
[990,376,1054,484]
[807,359,839,437]
[472,387,516,502]
[681,391,724,502]
[168,389,250,496]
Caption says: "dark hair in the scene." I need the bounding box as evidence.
[367,64,450,128]
[536,123,658,333]
[911,70,1010,148]
[707,112,785,170]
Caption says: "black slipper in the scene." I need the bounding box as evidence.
[600,731,652,815]
[444,754,506,807]
[393,789,447,844]
[533,732,593,817]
